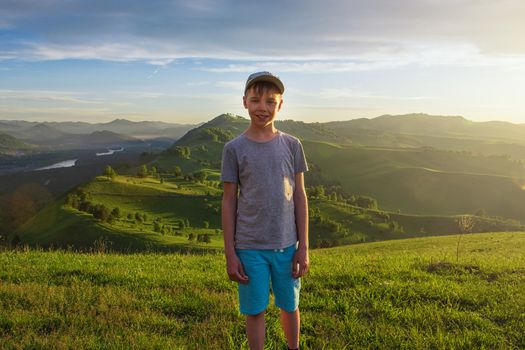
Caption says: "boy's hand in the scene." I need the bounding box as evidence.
[226,254,249,284]
[292,247,309,278]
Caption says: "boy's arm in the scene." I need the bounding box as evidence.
[293,172,309,278]
[222,181,249,284]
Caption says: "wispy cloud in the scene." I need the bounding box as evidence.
[215,81,244,90]
[186,81,210,87]
[0,89,99,104]
[2,0,525,63]
[317,88,437,101]
[0,89,132,107]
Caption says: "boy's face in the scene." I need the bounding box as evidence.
[243,86,283,129]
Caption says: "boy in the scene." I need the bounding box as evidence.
[221,71,309,350]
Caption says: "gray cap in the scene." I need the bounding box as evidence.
[244,71,284,94]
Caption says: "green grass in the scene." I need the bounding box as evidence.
[16,175,224,252]
[303,141,525,221]
[17,173,523,252]
[1,232,524,349]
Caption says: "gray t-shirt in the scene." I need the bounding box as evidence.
[221,130,308,249]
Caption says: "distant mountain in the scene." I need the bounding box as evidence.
[325,113,525,143]
[0,118,198,140]
[97,119,185,135]
[45,130,147,149]
[21,123,67,142]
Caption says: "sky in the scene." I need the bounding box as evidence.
[1,0,524,125]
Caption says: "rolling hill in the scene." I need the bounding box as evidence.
[14,171,523,251]
[9,112,525,250]
[156,113,525,222]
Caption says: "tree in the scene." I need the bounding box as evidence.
[356,196,378,210]
[188,233,195,241]
[92,204,110,222]
[103,165,117,180]
[110,207,121,219]
[150,166,158,177]
[173,166,182,177]
[197,234,211,244]
[193,170,208,183]
[79,201,94,213]
[134,212,143,223]
[66,193,80,209]
[138,165,148,178]
[173,146,191,159]
[203,220,209,229]
[154,221,162,233]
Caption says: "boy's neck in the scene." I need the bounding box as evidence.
[245,123,279,141]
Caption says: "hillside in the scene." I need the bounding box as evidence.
[11,112,525,250]
[0,132,32,154]
[16,174,224,252]
[302,140,525,221]
[156,114,525,222]
[1,232,524,348]
[14,170,523,251]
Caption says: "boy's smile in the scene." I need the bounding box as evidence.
[243,88,283,130]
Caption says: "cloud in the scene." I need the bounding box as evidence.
[215,81,244,90]
[317,88,437,101]
[0,89,99,104]
[186,81,210,87]
[2,0,525,65]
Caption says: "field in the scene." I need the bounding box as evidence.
[1,232,524,349]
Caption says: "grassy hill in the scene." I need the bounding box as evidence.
[14,171,523,252]
[1,232,523,349]
[302,140,525,221]
[12,113,525,250]
[16,175,224,252]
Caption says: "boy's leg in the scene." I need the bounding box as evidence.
[236,248,271,349]
[270,244,302,349]
[246,311,266,350]
[280,307,300,349]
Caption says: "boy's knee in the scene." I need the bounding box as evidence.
[279,307,298,315]
[246,310,266,319]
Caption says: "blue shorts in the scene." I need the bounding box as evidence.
[235,243,301,315]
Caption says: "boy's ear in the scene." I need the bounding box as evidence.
[277,98,283,111]
[243,95,248,109]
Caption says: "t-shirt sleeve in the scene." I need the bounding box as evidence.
[221,143,239,183]
[294,139,309,174]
